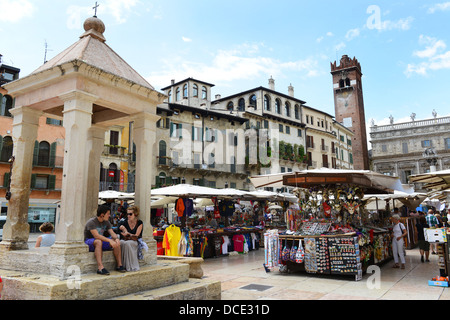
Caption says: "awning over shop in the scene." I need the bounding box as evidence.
[409,169,450,191]
[251,168,407,194]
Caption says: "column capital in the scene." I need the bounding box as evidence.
[59,90,99,103]
[9,106,43,125]
[131,111,160,128]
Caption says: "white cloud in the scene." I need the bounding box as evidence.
[414,35,446,59]
[428,2,450,13]
[104,0,141,24]
[335,42,346,51]
[66,0,141,29]
[146,44,320,90]
[0,0,34,23]
[345,28,360,41]
[379,16,414,31]
[182,37,192,43]
[406,35,450,76]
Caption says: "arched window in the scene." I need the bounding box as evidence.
[249,95,257,109]
[202,86,207,99]
[159,140,167,165]
[37,141,50,166]
[285,102,291,117]
[345,78,351,87]
[193,84,198,97]
[339,79,345,88]
[227,101,234,111]
[0,94,13,117]
[183,84,188,98]
[176,87,181,101]
[238,98,245,111]
[0,136,13,162]
[168,90,172,103]
[264,95,271,111]
[275,99,281,114]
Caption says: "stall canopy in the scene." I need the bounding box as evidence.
[99,190,135,200]
[251,168,408,194]
[409,169,450,191]
[363,191,427,210]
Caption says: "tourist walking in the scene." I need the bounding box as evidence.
[426,209,439,254]
[415,216,430,262]
[391,214,407,269]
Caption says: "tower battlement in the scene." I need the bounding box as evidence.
[331,55,362,73]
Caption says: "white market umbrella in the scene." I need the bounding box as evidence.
[99,190,130,200]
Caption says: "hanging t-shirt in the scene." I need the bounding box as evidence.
[232,234,245,253]
[222,236,230,254]
[163,224,182,256]
[184,198,194,217]
[175,198,185,217]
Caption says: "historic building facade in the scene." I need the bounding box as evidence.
[154,76,353,191]
[0,56,63,230]
[370,113,450,187]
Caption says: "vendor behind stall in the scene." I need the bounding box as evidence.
[207,214,218,228]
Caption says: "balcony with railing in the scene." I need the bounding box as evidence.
[157,156,246,175]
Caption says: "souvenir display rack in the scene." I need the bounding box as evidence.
[263,170,396,281]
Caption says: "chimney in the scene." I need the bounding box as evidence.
[269,76,275,90]
[171,79,175,85]
[288,84,294,97]
[215,94,221,100]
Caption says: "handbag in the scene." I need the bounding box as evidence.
[290,242,298,262]
[124,234,138,241]
[281,239,290,261]
[295,239,305,264]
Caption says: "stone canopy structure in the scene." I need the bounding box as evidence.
[0,15,165,277]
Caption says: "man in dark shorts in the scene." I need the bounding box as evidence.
[84,205,125,275]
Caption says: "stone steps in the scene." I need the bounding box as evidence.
[1,259,220,300]
[111,278,221,300]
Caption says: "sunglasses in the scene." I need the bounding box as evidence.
[127,213,134,216]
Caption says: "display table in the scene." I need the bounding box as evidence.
[276,229,392,281]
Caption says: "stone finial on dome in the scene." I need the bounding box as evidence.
[80,16,106,42]
[83,16,105,34]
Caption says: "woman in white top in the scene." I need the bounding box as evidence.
[391,214,407,269]
[35,222,55,248]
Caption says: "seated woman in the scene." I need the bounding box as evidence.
[119,206,143,271]
[35,222,55,248]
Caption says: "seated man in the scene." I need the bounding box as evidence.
[84,205,125,275]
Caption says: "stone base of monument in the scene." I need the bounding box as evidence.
[0,243,221,300]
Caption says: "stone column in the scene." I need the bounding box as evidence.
[52,91,96,250]
[85,125,107,223]
[133,111,159,242]
[0,106,42,250]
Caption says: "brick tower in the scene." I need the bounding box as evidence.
[330,55,369,170]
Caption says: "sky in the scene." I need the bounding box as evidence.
[2,0,450,139]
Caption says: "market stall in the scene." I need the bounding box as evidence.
[363,192,427,249]
[253,168,408,280]
[409,170,450,286]
[150,184,296,259]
